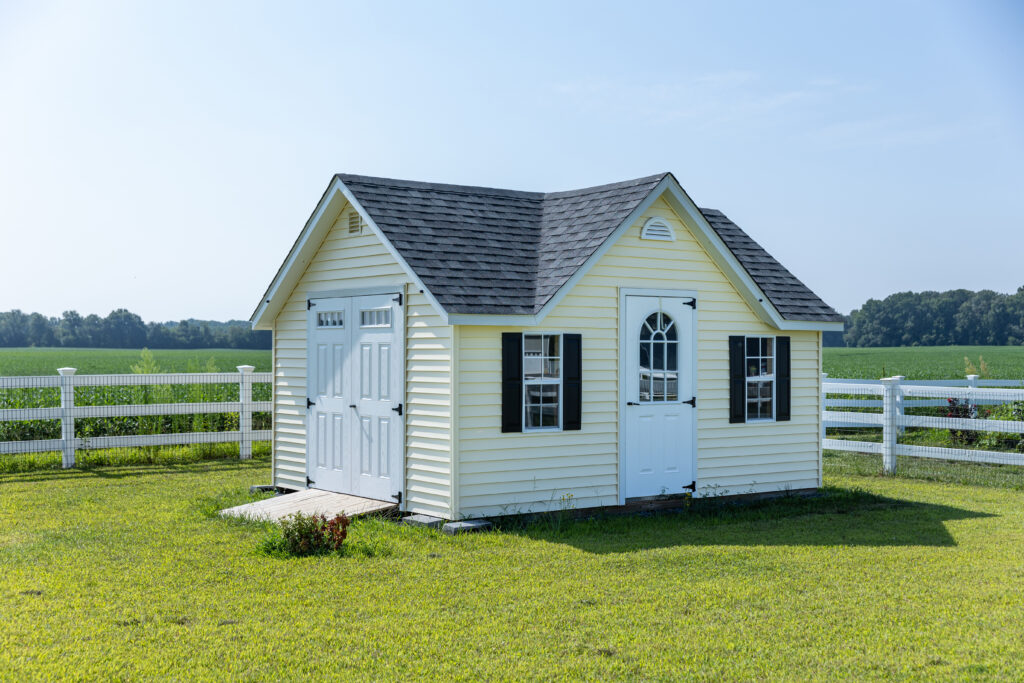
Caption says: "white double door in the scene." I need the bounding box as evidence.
[622,294,696,498]
[307,293,403,502]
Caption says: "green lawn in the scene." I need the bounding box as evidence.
[2,458,1023,680]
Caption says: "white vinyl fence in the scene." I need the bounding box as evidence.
[0,366,272,468]
[823,373,1024,472]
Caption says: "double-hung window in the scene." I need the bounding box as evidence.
[523,334,561,430]
[745,336,774,421]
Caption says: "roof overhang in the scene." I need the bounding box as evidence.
[250,176,449,330]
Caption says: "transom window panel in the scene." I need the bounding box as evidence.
[745,336,774,421]
[359,308,392,328]
[524,334,560,430]
[316,311,344,328]
[639,312,678,402]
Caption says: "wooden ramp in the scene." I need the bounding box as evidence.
[220,489,396,522]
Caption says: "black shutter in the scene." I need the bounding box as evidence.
[563,334,582,431]
[501,333,523,433]
[775,336,791,422]
[728,336,746,424]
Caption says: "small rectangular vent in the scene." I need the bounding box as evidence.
[317,311,344,328]
[348,212,362,234]
[360,308,391,328]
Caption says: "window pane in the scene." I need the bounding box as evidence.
[666,372,678,401]
[640,326,652,341]
[761,358,772,376]
[747,360,759,378]
[544,358,560,378]
[639,373,651,402]
[526,404,542,428]
[545,335,559,357]
[760,382,772,399]
[764,337,773,357]
[639,344,650,371]
[653,372,665,401]
[747,400,759,418]
[666,321,677,341]
[666,341,677,371]
[653,342,665,372]
[524,357,543,380]
[541,405,558,427]
[747,381,759,400]
[525,385,543,404]
[747,337,759,356]
[541,385,559,403]
[524,336,542,354]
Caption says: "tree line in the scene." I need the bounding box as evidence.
[825,287,1024,347]
[0,309,270,349]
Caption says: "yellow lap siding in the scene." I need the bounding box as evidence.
[271,207,454,518]
[455,195,823,517]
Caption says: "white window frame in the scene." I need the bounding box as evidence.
[522,332,563,432]
[744,335,775,422]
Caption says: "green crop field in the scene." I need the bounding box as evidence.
[824,345,1024,380]
[0,348,272,376]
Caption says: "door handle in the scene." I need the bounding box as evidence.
[349,404,356,409]
[627,401,639,406]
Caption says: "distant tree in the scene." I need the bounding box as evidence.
[103,309,148,348]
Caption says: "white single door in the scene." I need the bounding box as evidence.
[622,294,696,498]
[349,294,404,502]
[307,293,404,502]
[308,297,352,494]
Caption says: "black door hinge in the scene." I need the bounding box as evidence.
[307,299,314,310]
[307,398,315,409]
[684,298,696,309]
[393,293,403,306]
[391,403,403,416]
[392,491,402,504]
[683,481,696,492]
[684,397,696,407]
[307,476,315,487]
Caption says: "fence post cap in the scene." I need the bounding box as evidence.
[236,365,255,373]
[966,374,979,380]
[893,375,906,380]
[57,367,77,376]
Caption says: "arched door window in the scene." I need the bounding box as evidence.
[639,312,678,402]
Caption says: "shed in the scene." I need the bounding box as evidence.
[250,172,843,520]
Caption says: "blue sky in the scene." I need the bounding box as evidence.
[1,0,1021,321]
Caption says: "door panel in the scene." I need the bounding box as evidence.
[307,293,404,502]
[623,295,695,498]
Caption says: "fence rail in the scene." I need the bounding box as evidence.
[0,366,272,467]
[823,373,1024,472]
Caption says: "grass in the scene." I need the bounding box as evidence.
[2,457,1024,679]
[0,347,271,376]
[824,345,1024,380]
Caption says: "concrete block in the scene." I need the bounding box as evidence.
[442,519,493,535]
[402,514,445,529]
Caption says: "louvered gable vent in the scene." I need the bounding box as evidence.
[348,212,362,235]
[640,217,675,241]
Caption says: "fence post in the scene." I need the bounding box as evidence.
[966,374,978,414]
[880,376,901,474]
[237,365,254,460]
[57,367,76,469]
[893,375,906,436]
[821,372,828,442]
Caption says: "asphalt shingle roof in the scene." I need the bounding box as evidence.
[336,173,841,322]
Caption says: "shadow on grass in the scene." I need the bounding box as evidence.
[496,486,994,553]
[0,456,270,485]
